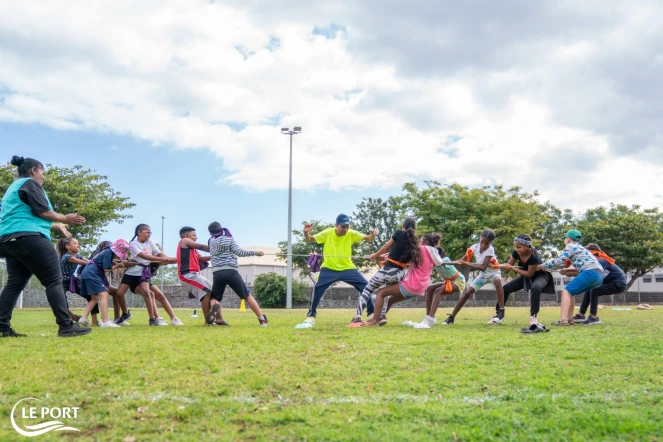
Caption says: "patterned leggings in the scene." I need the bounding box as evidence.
[355,265,406,317]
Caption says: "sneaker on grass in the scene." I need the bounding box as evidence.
[59,323,92,337]
[379,315,388,326]
[1,328,27,337]
[99,321,120,328]
[422,315,437,326]
[170,317,184,326]
[583,316,601,325]
[347,317,362,328]
[78,317,91,326]
[115,311,132,326]
[155,318,169,326]
[441,314,455,326]
[572,313,586,323]
[295,318,315,329]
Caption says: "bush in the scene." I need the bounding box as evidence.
[253,272,311,308]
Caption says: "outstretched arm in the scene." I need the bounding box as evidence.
[303,223,316,244]
[181,237,210,252]
[369,238,394,260]
[363,229,378,242]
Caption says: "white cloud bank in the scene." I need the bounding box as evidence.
[1,0,662,211]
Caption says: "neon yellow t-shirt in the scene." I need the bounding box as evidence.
[314,228,365,271]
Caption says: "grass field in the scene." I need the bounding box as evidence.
[1,306,662,441]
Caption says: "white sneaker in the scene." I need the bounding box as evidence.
[413,322,431,329]
[170,317,184,326]
[304,317,315,325]
[100,320,120,328]
[155,318,169,326]
[487,313,505,324]
[423,315,437,325]
[78,317,90,326]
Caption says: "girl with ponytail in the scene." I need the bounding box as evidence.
[57,237,92,323]
[498,234,555,333]
[115,223,181,326]
[348,217,421,327]
[362,232,445,327]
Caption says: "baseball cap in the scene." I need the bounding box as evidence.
[564,229,582,242]
[335,213,350,226]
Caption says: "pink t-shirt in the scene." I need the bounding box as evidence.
[400,246,443,296]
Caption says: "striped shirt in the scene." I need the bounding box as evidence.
[209,235,257,271]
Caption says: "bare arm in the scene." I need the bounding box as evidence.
[67,256,90,266]
[369,238,395,260]
[38,211,85,225]
[181,238,210,252]
[508,264,538,278]
[199,256,211,262]
[136,252,170,263]
[363,229,379,242]
[303,223,316,244]
[460,256,492,272]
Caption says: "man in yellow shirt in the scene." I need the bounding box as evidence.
[297,214,377,328]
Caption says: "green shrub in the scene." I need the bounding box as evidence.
[253,272,311,308]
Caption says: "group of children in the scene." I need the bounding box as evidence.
[56,216,626,333]
[336,219,626,333]
[57,222,269,329]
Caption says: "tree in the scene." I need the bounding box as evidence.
[351,196,407,271]
[576,204,663,290]
[402,182,559,262]
[0,163,135,249]
[253,272,311,308]
[277,220,335,280]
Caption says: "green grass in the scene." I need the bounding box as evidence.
[1,307,662,441]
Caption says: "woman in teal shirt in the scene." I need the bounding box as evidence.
[0,156,90,338]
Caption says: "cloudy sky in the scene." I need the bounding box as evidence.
[1,1,662,252]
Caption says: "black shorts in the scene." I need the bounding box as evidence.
[120,274,153,294]
[212,269,251,302]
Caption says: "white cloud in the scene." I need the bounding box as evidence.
[0,0,662,212]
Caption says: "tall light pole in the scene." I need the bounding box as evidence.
[161,215,165,291]
[281,126,302,309]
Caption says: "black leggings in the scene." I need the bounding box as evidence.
[212,269,251,302]
[497,273,552,316]
[579,280,627,316]
[0,235,72,331]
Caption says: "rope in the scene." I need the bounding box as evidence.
[262,253,373,259]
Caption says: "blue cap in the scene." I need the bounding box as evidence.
[336,213,350,226]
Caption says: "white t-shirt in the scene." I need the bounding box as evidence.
[470,243,498,269]
[125,239,162,276]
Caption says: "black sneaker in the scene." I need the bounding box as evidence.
[1,328,27,337]
[206,303,220,325]
[115,311,131,325]
[582,316,601,325]
[572,313,586,323]
[258,315,268,327]
[58,323,92,338]
[149,318,158,326]
[125,310,133,321]
[441,314,455,325]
